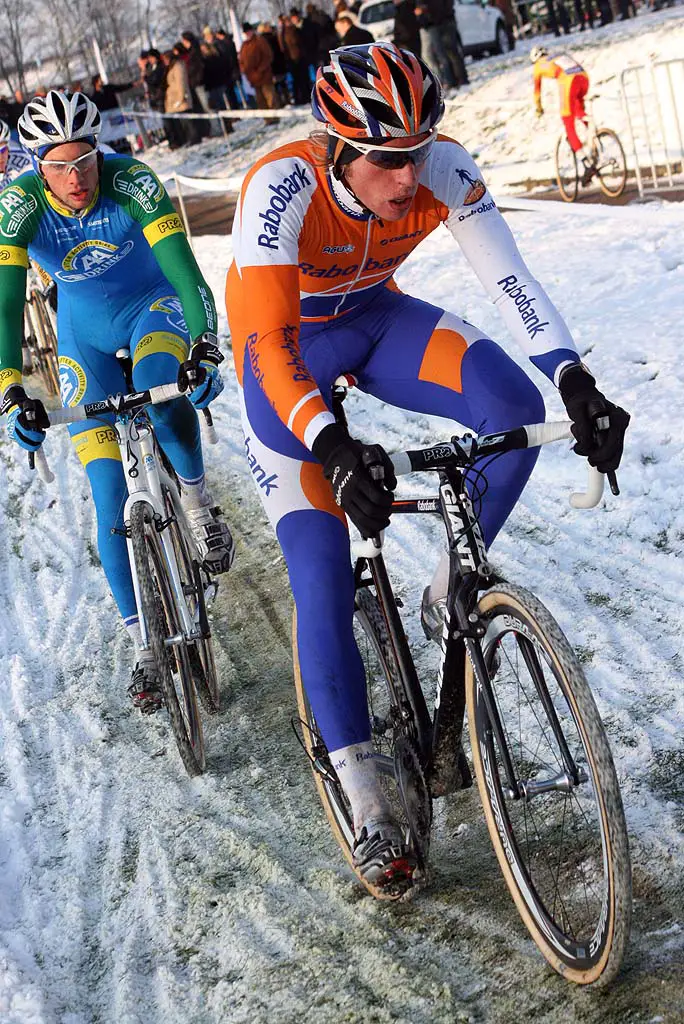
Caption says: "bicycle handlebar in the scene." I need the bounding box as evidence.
[30,382,218,482]
[388,421,605,510]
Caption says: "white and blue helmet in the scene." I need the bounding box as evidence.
[18,91,101,158]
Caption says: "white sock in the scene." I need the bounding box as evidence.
[178,473,211,509]
[427,548,449,604]
[125,620,145,662]
[329,741,391,833]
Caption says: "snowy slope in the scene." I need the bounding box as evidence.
[143,7,684,198]
[2,14,684,1024]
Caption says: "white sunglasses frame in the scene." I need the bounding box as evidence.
[37,149,99,175]
[327,126,438,157]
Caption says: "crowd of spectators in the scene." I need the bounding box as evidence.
[0,0,672,153]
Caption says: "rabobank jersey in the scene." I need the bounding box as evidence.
[0,153,217,391]
[227,136,578,452]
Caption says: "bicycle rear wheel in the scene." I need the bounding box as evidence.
[130,500,205,776]
[26,290,60,397]
[292,588,426,899]
[465,582,631,986]
[555,135,579,202]
[593,128,627,198]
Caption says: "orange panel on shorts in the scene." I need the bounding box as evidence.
[418,328,467,393]
[300,460,347,525]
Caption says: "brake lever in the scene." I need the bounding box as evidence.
[593,414,620,497]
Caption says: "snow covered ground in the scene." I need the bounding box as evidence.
[2,12,684,1024]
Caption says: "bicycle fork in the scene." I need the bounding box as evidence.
[434,474,587,801]
[116,415,197,652]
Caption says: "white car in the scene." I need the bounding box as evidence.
[357,0,511,59]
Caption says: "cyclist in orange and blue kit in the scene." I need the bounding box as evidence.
[227,43,629,890]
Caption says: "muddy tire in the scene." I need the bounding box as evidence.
[465,581,631,986]
[130,500,205,776]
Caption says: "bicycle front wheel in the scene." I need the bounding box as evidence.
[130,500,205,775]
[593,128,627,198]
[465,582,631,986]
[555,135,579,202]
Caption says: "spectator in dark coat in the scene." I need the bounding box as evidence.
[90,74,135,112]
[306,4,339,66]
[393,0,421,58]
[300,6,322,64]
[335,12,374,44]
[420,0,468,87]
[201,37,227,107]
[143,49,166,112]
[180,30,209,111]
[283,12,312,104]
[214,29,241,109]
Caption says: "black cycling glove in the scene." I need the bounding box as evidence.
[177,333,224,410]
[558,363,630,474]
[313,422,397,538]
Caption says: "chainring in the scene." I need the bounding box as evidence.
[394,734,432,872]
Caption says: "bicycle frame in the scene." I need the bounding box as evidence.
[114,407,202,653]
[354,436,591,800]
[37,382,215,655]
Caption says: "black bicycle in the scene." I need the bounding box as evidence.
[294,384,631,987]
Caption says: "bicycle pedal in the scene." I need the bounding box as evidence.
[131,690,164,715]
[374,858,416,898]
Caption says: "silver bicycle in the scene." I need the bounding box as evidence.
[34,359,220,776]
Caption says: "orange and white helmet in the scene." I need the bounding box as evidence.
[312,42,444,142]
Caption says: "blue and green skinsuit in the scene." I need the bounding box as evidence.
[0,153,219,628]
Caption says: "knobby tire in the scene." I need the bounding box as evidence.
[130,500,205,776]
[465,581,631,986]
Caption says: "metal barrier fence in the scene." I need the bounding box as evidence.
[161,172,236,247]
[620,58,684,196]
[162,165,684,252]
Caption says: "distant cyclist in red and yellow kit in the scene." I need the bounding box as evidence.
[531,46,589,155]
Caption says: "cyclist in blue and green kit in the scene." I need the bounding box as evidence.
[0,90,233,712]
